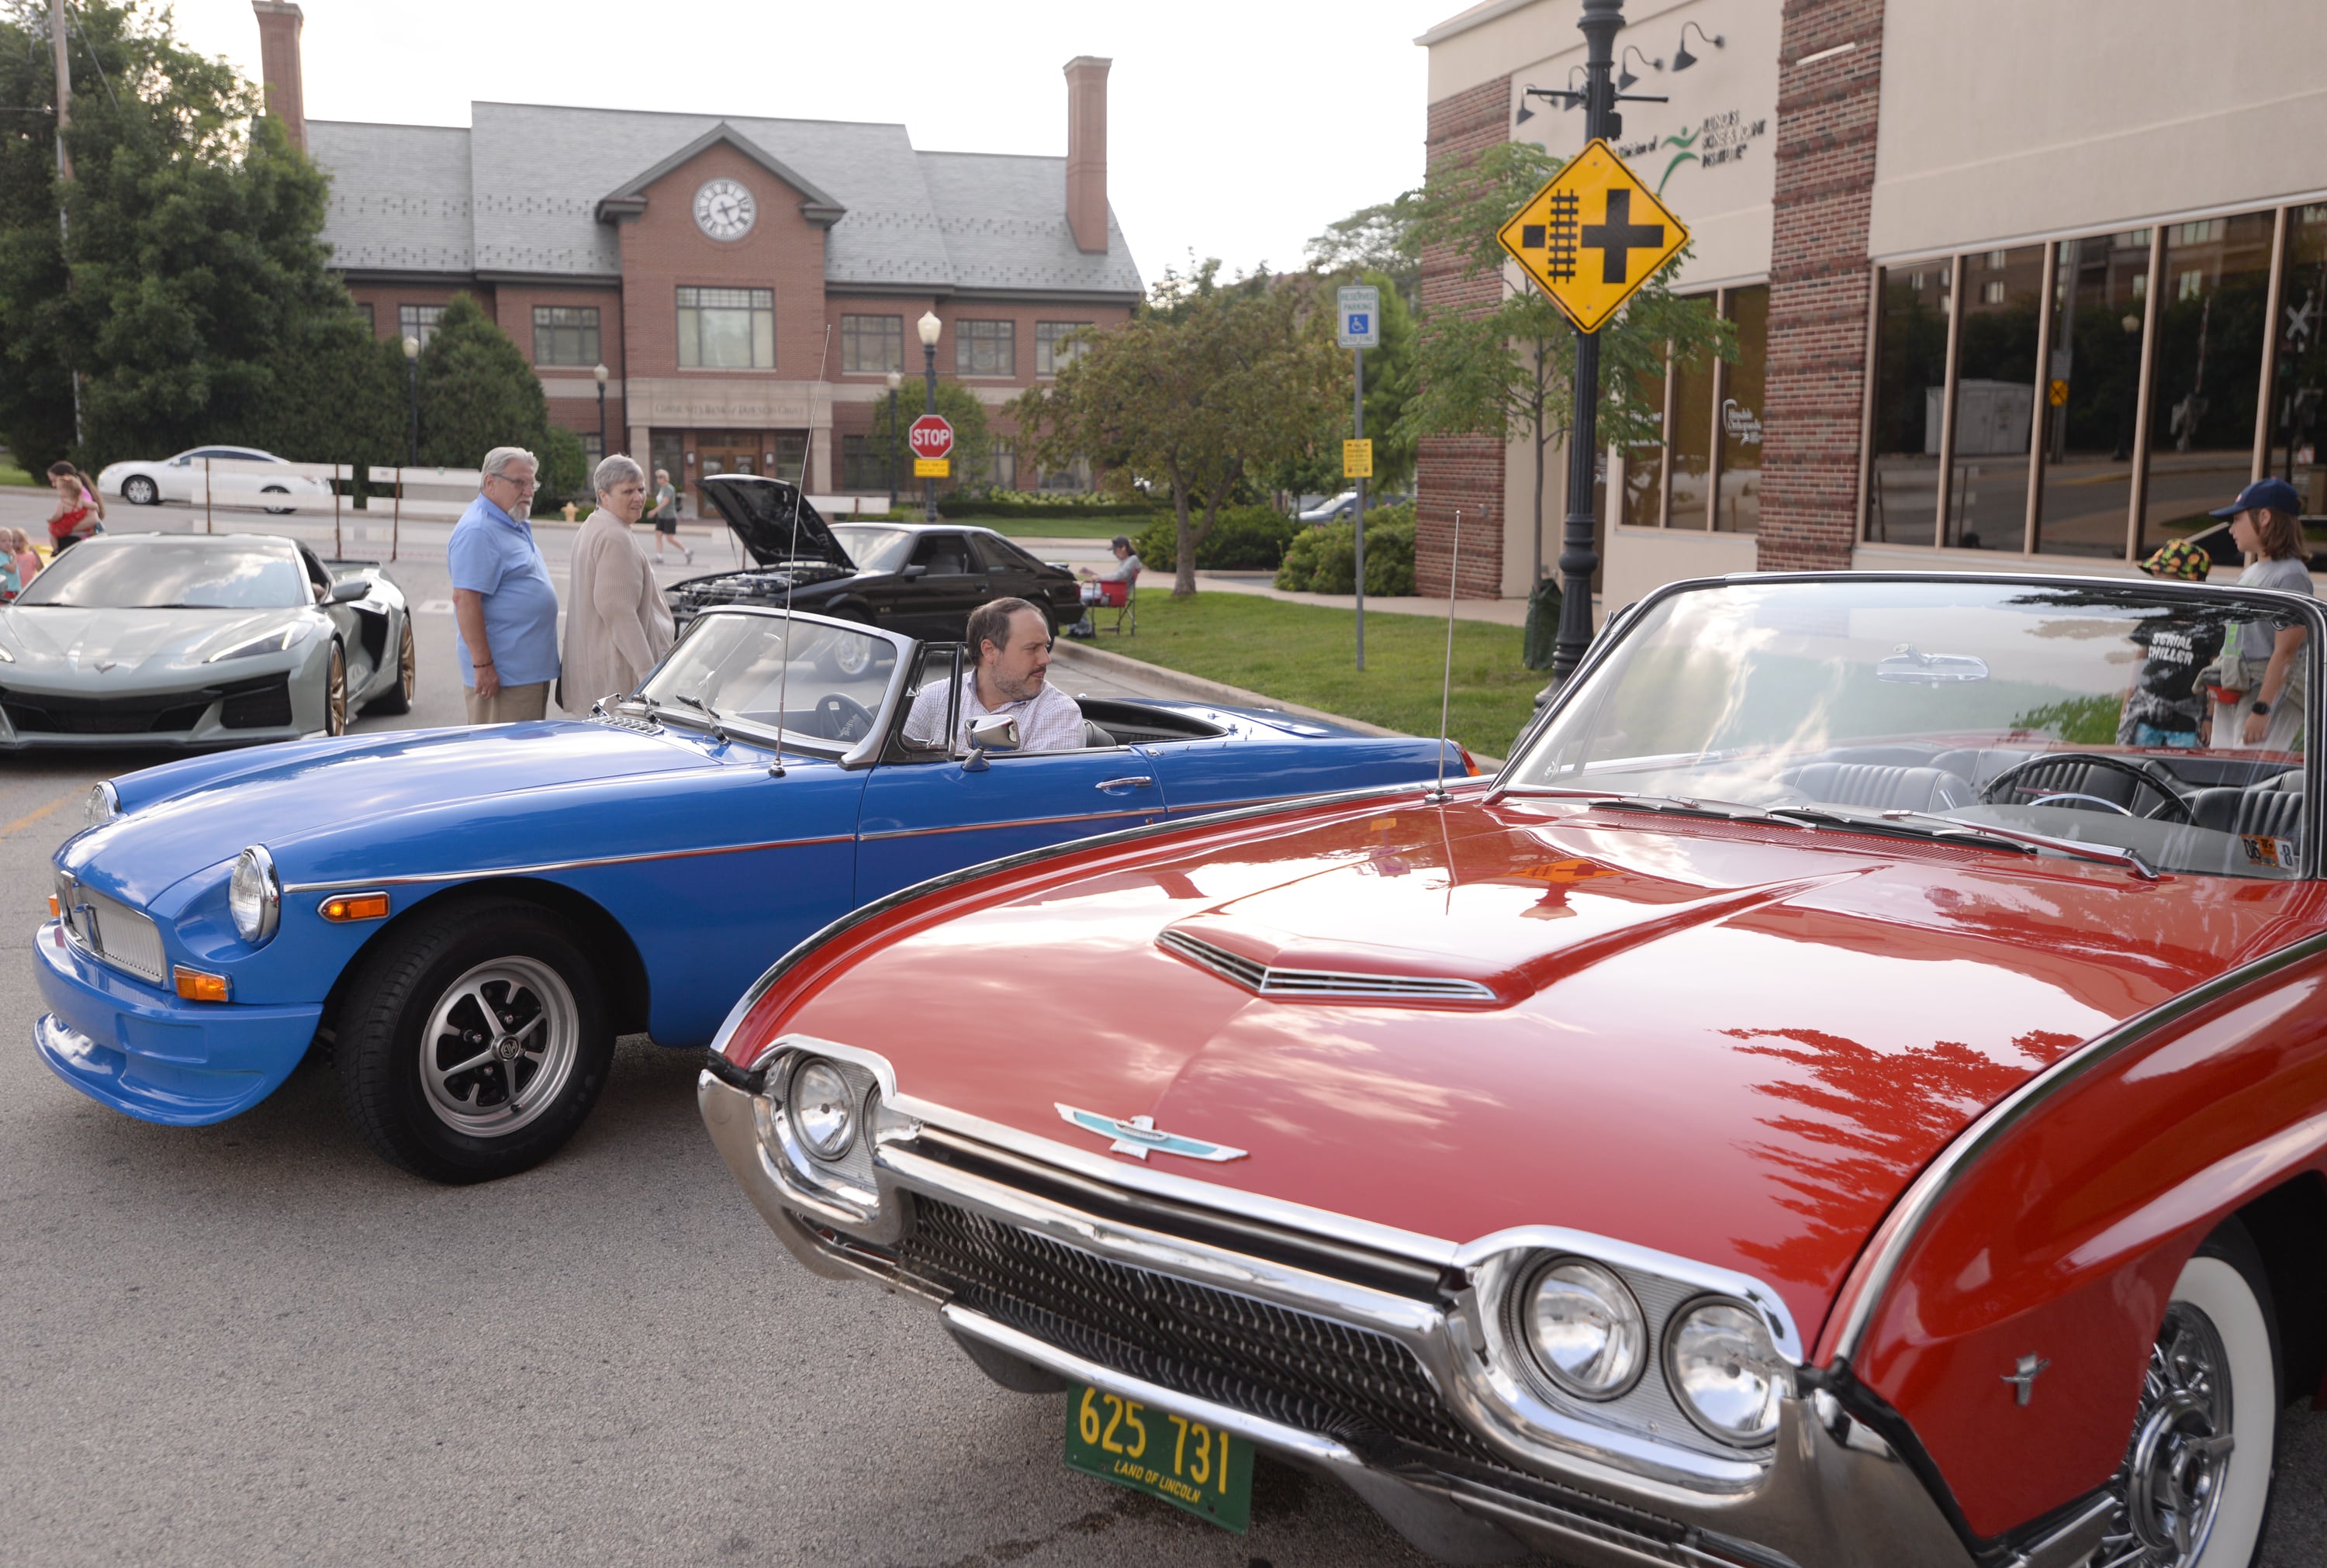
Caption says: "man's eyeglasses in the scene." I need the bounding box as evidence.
[485,471,539,493]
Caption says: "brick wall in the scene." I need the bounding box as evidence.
[1416,75,1513,599]
[1758,0,1887,572]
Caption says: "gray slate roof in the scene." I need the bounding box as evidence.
[309,103,1141,297]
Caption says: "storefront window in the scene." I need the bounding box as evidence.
[2035,232,2149,557]
[650,431,686,513]
[2271,206,2327,527]
[1616,357,1665,528]
[2142,212,2276,553]
[1868,266,1948,545]
[677,287,775,369]
[1666,295,1719,528]
[770,435,807,485]
[1717,285,1766,534]
[1945,247,2042,550]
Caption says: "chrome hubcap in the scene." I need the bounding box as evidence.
[2101,1304,2234,1566]
[418,958,579,1138]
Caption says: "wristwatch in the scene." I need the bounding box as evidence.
[2249,699,2271,716]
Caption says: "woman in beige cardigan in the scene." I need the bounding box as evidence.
[559,454,675,712]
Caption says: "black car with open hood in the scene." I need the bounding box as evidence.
[667,475,1084,642]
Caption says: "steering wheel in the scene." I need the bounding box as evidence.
[814,692,876,742]
[1980,752,2191,824]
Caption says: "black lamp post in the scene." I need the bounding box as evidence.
[593,362,609,459]
[885,369,903,513]
[402,334,420,465]
[917,309,942,521]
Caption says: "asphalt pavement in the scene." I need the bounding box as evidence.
[2,492,2322,1566]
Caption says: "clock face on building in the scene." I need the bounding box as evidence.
[693,178,756,241]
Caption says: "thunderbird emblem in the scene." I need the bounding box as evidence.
[1055,1103,1247,1162]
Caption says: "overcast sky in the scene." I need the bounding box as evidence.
[163,0,1460,285]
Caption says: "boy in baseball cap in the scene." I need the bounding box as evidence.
[2117,538,2222,748]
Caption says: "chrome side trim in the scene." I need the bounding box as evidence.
[1158,929,1500,1003]
[856,805,1158,842]
[282,832,857,894]
[1828,930,2327,1363]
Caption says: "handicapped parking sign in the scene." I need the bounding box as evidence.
[1336,285,1380,350]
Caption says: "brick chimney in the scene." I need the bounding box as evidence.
[252,2,306,152]
[1063,56,1110,254]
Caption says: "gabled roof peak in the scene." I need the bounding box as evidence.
[595,120,845,227]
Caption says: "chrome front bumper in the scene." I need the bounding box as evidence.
[701,1070,2010,1568]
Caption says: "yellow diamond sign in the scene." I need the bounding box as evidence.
[1498,139,1689,333]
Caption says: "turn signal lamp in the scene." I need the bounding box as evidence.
[1460,747,1482,777]
[174,966,232,1003]
[48,893,61,920]
[320,893,391,923]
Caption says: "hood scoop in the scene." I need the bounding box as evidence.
[1157,927,1499,1006]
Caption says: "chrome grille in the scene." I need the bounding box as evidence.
[1158,930,1497,1003]
[65,885,167,983]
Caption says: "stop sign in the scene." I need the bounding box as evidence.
[908,414,955,462]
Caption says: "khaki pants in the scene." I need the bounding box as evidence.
[463,681,551,724]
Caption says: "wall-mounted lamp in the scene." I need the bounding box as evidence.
[1515,66,1589,124]
[1673,22,1724,71]
[1617,45,1661,92]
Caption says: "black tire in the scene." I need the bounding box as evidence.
[363,617,417,716]
[2100,1218,2280,1567]
[261,483,294,515]
[123,474,159,506]
[334,897,614,1183]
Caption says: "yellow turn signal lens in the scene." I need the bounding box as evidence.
[320,893,391,922]
[48,893,61,919]
[174,966,232,1003]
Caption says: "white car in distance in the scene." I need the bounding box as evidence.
[98,447,333,514]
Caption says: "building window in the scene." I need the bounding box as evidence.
[956,319,1015,377]
[2276,206,2327,522]
[986,437,1017,490]
[1036,321,1091,377]
[1980,281,2008,304]
[1036,455,1091,493]
[840,433,890,493]
[677,286,774,369]
[399,304,444,348]
[1716,285,1767,534]
[2032,232,2150,558]
[1664,296,1720,528]
[581,432,604,468]
[842,315,903,375]
[533,306,601,367]
[2141,209,2276,554]
[357,302,375,333]
[1868,268,1949,546]
[1947,244,2042,551]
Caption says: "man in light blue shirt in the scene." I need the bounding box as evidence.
[449,446,562,722]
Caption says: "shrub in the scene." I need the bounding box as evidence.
[1133,505,1300,573]
[1274,506,1416,596]
[935,492,1158,520]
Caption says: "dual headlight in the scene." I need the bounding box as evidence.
[787,1057,858,1161]
[1515,1255,1783,1447]
[228,845,281,945]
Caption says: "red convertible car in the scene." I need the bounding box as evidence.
[701,572,2321,1568]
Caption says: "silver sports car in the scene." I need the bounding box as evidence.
[0,533,414,750]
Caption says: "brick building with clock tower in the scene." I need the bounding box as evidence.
[250,3,1140,509]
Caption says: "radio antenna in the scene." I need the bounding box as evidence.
[1426,508,1463,804]
[766,324,834,777]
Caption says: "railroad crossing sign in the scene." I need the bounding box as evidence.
[1498,140,1689,333]
[2049,379,2070,406]
[910,413,953,478]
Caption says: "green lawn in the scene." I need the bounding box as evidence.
[1085,590,1538,759]
[0,463,36,488]
[982,515,1154,540]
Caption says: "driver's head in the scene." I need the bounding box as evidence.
[967,597,1052,705]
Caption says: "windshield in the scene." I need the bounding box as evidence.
[830,526,913,574]
[16,539,311,609]
[1509,579,2312,879]
[636,612,895,748]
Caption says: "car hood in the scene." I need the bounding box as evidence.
[0,606,318,679]
[764,793,2322,1342]
[697,475,853,570]
[62,720,725,906]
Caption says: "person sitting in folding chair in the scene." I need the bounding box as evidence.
[1068,534,1141,637]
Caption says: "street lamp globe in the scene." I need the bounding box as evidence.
[916,311,942,348]
[402,335,420,361]
[593,362,609,385]
[886,370,902,392]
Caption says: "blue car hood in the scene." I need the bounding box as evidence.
[66,720,724,905]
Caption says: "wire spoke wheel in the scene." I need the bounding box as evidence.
[417,957,579,1138]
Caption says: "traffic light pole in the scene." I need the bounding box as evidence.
[1552,0,1627,685]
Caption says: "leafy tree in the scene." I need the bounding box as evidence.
[867,378,992,497]
[246,307,406,469]
[1014,262,1343,596]
[1306,195,1422,307]
[0,1,361,469]
[415,292,584,498]
[1264,264,1419,498]
[1394,140,1734,586]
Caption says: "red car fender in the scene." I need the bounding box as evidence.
[1824,938,2327,1539]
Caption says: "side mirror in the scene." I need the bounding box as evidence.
[900,563,928,580]
[328,578,372,603]
[967,714,1020,752]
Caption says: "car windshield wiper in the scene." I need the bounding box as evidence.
[1509,786,1804,825]
[669,693,729,743]
[1766,804,2159,881]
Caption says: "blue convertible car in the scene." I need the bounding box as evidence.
[36,606,1471,1183]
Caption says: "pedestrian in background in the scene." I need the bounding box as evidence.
[2204,477,2313,752]
[4,528,39,592]
[561,454,674,711]
[449,446,560,724]
[649,466,690,564]
[43,463,102,556]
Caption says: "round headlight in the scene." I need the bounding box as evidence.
[228,845,280,945]
[1665,1298,1785,1446]
[787,1058,856,1161]
[1519,1258,1646,1400]
[84,782,120,830]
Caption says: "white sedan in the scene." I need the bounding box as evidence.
[98,447,333,513]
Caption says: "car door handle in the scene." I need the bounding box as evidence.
[1095,776,1155,792]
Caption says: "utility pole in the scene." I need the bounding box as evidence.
[1551,0,1627,684]
[50,0,82,446]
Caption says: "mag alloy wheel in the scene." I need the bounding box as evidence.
[325,642,347,734]
[417,956,580,1138]
[123,475,158,506]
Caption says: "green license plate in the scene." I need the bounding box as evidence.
[1064,1383,1253,1532]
